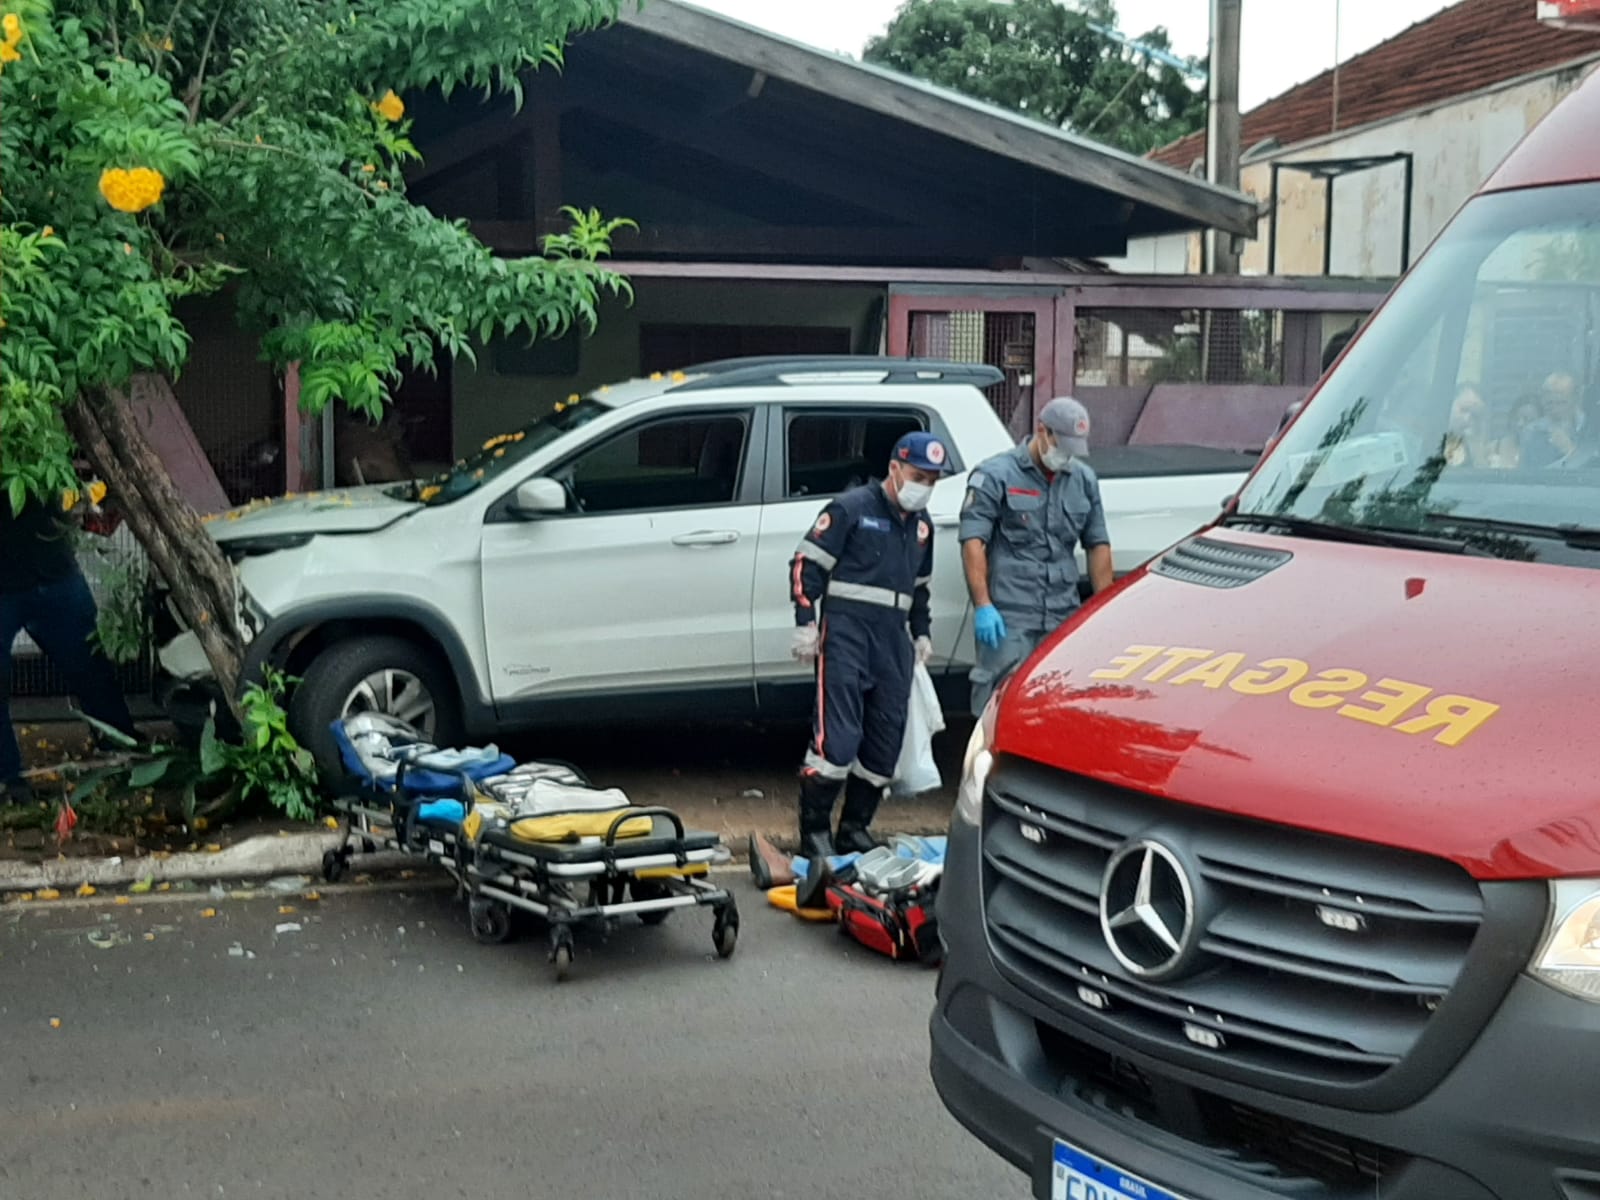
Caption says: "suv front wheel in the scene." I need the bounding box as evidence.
[288,635,465,774]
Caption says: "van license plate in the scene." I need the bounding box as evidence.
[1051,1139,1189,1200]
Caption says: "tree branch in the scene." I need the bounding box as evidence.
[185,0,228,124]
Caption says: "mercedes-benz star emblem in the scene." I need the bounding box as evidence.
[1099,839,1197,980]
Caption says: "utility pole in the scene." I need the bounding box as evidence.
[1205,0,1243,275]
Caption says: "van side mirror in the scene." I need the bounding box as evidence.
[511,477,567,518]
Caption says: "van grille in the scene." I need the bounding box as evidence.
[982,760,1485,1092]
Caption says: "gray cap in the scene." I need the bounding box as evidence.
[1039,396,1091,457]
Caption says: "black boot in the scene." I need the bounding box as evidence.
[795,774,841,909]
[836,775,886,855]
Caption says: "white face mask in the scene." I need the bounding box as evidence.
[1042,443,1075,472]
[895,480,933,511]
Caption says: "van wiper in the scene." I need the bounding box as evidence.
[1221,512,1489,556]
[1417,513,1600,549]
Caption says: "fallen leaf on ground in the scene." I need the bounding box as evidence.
[143,933,156,942]
[156,882,172,892]
[35,888,60,901]
[16,892,33,902]
[302,891,321,902]
[277,905,296,915]
[323,816,339,830]
[75,884,96,897]
[114,896,130,906]
[49,1018,61,1029]
[204,844,221,853]
[200,907,217,918]
[129,877,153,894]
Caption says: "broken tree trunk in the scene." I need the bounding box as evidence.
[66,375,245,720]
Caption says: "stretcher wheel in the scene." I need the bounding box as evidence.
[321,848,347,884]
[469,899,511,945]
[713,907,739,959]
[630,879,671,925]
[550,927,575,982]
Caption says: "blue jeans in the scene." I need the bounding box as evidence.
[1,572,137,783]
[969,626,1049,718]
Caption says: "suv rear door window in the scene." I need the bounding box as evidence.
[785,410,927,498]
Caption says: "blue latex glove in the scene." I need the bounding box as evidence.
[974,604,1007,649]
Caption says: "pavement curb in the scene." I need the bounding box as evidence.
[0,819,951,894]
[0,831,411,893]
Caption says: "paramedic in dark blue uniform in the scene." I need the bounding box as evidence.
[960,396,1112,717]
[789,431,946,878]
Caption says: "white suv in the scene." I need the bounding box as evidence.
[154,356,1250,769]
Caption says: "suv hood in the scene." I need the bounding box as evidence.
[204,487,420,544]
[996,530,1600,880]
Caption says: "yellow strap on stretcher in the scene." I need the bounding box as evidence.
[634,863,709,879]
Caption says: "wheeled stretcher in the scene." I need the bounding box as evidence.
[324,715,739,980]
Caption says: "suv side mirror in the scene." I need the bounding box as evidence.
[510,478,567,518]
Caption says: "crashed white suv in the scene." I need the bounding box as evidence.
[154,357,1252,769]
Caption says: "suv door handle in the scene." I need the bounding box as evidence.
[933,516,960,528]
[672,530,740,547]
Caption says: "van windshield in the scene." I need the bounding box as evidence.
[1235,180,1600,567]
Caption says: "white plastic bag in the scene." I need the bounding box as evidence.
[892,662,947,797]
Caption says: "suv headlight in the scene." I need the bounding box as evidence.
[1532,880,1600,1000]
[954,694,1000,827]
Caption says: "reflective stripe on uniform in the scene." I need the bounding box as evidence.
[803,751,850,780]
[795,540,838,570]
[914,575,932,588]
[850,763,893,788]
[826,580,913,611]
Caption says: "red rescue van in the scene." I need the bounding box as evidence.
[930,63,1600,1200]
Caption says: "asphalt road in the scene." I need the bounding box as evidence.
[0,878,1018,1200]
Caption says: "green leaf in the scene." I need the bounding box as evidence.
[200,719,229,776]
[128,759,171,788]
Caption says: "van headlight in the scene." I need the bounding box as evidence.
[1531,880,1600,1000]
[954,696,1000,827]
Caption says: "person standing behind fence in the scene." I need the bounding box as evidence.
[1,489,138,805]
[960,397,1113,717]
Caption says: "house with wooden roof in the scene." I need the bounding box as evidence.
[1119,0,1600,277]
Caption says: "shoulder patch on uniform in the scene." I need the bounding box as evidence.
[969,470,986,489]
[812,512,832,535]
[917,519,930,544]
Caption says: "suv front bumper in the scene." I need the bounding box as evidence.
[930,817,1600,1200]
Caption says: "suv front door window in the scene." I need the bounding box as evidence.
[479,409,763,707]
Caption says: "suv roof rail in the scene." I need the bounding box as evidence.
[668,356,1005,393]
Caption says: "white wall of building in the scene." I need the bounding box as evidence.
[1118,56,1600,277]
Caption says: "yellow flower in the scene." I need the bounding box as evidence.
[649,372,663,382]
[87,480,107,505]
[98,167,166,214]
[493,448,505,458]
[3,13,21,44]
[418,484,441,501]
[671,371,687,384]
[123,242,133,255]
[372,89,405,122]
[361,163,375,174]
[61,489,78,512]
[0,41,19,64]
[375,180,388,191]
[161,36,174,51]
[40,225,52,237]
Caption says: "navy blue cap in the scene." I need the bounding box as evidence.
[892,431,953,473]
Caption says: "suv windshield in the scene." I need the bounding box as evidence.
[387,395,610,506]
[1236,180,1600,567]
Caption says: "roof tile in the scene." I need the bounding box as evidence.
[1150,0,1600,169]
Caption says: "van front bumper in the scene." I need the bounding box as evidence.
[930,816,1600,1200]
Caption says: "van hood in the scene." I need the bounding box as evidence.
[204,486,420,544]
[996,530,1600,881]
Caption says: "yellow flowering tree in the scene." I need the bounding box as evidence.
[0,0,632,710]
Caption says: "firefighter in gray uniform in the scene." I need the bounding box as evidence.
[959,396,1113,716]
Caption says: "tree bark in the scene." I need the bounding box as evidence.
[66,376,246,720]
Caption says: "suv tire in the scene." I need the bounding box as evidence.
[288,635,464,775]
